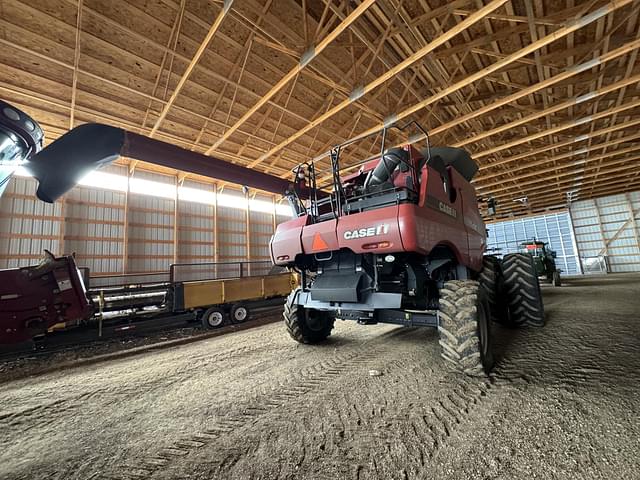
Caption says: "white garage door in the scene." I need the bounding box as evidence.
[486,211,581,275]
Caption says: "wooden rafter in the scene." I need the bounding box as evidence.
[149,0,234,137]
[1,0,639,218]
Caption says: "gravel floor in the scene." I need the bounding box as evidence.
[1,274,639,480]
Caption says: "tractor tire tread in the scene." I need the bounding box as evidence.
[438,280,490,377]
[502,253,545,327]
[283,288,334,344]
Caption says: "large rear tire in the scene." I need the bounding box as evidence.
[284,288,335,344]
[502,253,545,327]
[438,280,494,377]
[479,256,508,324]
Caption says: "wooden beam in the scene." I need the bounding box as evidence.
[473,97,640,159]
[479,144,640,190]
[456,71,640,147]
[347,0,634,145]
[149,0,234,137]
[625,192,640,253]
[476,117,640,172]
[251,0,510,167]
[141,0,186,130]
[475,131,640,182]
[69,0,83,130]
[206,0,377,153]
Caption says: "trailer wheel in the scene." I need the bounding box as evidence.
[438,280,494,376]
[552,270,562,287]
[284,288,334,344]
[201,307,225,329]
[502,253,545,327]
[230,304,250,324]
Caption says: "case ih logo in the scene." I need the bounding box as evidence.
[343,224,389,240]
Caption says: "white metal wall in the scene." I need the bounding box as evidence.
[127,170,175,273]
[570,191,640,272]
[486,211,581,275]
[177,179,215,264]
[0,176,62,268]
[250,193,276,262]
[217,189,248,262]
[0,171,290,276]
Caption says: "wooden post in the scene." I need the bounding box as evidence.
[246,191,252,272]
[213,184,219,264]
[625,193,640,255]
[122,165,133,274]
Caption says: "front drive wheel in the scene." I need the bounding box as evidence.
[438,280,494,377]
[284,288,335,344]
[552,270,562,287]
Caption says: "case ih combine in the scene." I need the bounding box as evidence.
[271,124,545,376]
[0,100,544,375]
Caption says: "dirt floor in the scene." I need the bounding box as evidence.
[1,274,639,480]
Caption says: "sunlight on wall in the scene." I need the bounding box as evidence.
[14,167,292,217]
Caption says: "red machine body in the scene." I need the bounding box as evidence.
[270,125,487,325]
[0,252,91,344]
[271,145,485,272]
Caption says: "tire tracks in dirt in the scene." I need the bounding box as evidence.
[100,328,417,480]
[0,343,273,435]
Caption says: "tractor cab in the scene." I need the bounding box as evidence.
[519,240,562,286]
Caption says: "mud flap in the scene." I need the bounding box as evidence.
[310,271,364,303]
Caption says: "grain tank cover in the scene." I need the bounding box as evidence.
[423,147,478,181]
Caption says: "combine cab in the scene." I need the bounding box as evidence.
[519,240,562,286]
[271,123,545,376]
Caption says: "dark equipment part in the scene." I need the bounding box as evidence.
[479,256,509,325]
[519,240,562,287]
[487,197,498,216]
[0,252,92,344]
[0,100,295,204]
[502,253,545,327]
[364,147,410,190]
[438,280,494,376]
[284,288,335,344]
[25,123,293,203]
[0,101,44,160]
[0,101,45,195]
[422,146,478,181]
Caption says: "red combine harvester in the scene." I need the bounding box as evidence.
[271,123,545,376]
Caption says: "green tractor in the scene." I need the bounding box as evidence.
[518,240,562,287]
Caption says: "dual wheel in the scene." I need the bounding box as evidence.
[200,304,250,329]
[438,254,545,376]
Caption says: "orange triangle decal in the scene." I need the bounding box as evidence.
[312,232,329,251]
